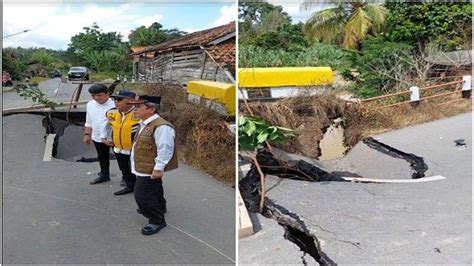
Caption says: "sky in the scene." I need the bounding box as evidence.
[3,1,236,50]
[265,0,333,23]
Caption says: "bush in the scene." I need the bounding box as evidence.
[344,37,413,98]
[90,72,117,82]
[239,43,349,70]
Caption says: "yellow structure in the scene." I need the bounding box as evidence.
[238,67,333,88]
[187,80,236,116]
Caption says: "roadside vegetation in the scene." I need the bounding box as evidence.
[2,22,186,83]
[240,92,471,159]
[239,1,472,98]
[239,1,472,157]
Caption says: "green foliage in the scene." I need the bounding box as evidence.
[68,23,130,74]
[90,71,118,82]
[239,43,348,69]
[19,87,58,108]
[253,23,307,50]
[239,0,290,25]
[385,2,472,51]
[28,76,49,86]
[128,22,186,47]
[302,1,388,49]
[30,50,56,67]
[343,37,413,98]
[2,48,27,80]
[239,116,296,151]
[239,0,292,45]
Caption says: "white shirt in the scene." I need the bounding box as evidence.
[84,98,115,142]
[131,114,176,176]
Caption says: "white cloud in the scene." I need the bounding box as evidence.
[266,0,332,23]
[3,3,144,49]
[209,3,236,27]
[135,15,164,27]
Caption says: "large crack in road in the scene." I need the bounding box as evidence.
[363,137,428,179]
[240,139,431,265]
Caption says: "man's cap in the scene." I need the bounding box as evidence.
[88,84,108,94]
[110,90,136,99]
[128,95,161,105]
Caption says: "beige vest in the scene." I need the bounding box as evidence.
[133,117,178,174]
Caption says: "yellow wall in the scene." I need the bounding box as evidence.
[187,80,236,116]
[238,67,333,88]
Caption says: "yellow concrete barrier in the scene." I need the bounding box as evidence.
[187,80,236,116]
[238,67,333,88]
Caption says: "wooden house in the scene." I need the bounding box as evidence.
[131,22,235,84]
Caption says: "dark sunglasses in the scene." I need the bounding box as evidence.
[113,97,124,102]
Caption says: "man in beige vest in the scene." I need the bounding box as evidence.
[128,95,178,236]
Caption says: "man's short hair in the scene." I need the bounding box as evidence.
[144,102,160,113]
[88,84,108,94]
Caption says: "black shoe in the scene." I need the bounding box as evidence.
[113,187,134,196]
[120,179,126,187]
[141,223,166,235]
[97,172,102,176]
[90,177,110,185]
[137,207,167,214]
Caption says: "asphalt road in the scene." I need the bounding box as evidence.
[2,78,93,110]
[3,113,235,264]
[240,112,472,265]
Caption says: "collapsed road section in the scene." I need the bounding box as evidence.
[5,111,99,162]
[239,138,434,265]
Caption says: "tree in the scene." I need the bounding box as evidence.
[239,0,290,25]
[2,48,27,79]
[69,23,123,57]
[238,0,292,44]
[385,2,472,51]
[301,0,387,49]
[254,23,307,50]
[68,23,130,73]
[128,22,186,47]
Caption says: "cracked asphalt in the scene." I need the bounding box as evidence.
[3,113,235,264]
[2,78,92,110]
[239,112,472,264]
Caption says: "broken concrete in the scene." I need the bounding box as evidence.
[239,112,472,264]
[3,113,235,264]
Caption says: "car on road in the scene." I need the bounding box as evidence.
[3,71,13,86]
[67,67,89,81]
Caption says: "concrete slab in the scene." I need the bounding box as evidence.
[3,113,235,264]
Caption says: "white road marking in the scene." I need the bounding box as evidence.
[342,175,447,183]
[43,134,56,161]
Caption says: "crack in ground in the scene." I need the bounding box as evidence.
[363,137,428,179]
[262,198,336,265]
[240,164,337,265]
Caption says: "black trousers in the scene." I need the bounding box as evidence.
[93,141,110,176]
[114,152,136,189]
[134,176,167,225]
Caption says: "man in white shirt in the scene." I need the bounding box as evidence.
[128,95,178,236]
[83,84,115,184]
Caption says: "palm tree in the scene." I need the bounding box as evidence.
[301,0,387,49]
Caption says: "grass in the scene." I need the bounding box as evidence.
[239,43,349,70]
[90,72,117,82]
[134,83,235,184]
[28,76,49,86]
[241,92,472,158]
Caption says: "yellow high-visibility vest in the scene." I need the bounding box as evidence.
[106,108,140,150]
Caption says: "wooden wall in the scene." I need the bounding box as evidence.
[136,48,232,84]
